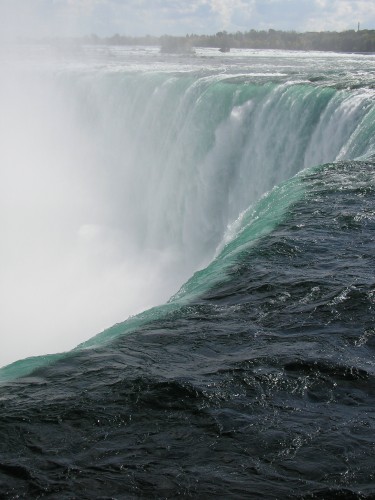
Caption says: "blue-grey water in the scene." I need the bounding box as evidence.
[0,46,374,498]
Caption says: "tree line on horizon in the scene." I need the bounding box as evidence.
[83,29,375,53]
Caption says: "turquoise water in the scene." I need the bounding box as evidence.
[2,46,375,371]
[1,46,375,498]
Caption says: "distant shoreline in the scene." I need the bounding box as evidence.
[24,29,375,54]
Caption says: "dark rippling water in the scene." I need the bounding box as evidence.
[1,47,375,498]
[1,160,374,498]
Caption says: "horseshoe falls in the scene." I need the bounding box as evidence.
[0,47,375,498]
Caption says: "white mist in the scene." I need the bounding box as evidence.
[0,60,195,368]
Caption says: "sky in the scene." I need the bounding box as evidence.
[0,0,375,40]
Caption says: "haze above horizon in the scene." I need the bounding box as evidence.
[0,0,374,41]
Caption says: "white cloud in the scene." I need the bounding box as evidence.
[207,0,249,29]
[1,1,375,43]
[305,0,375,31]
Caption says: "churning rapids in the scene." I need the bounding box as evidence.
[0,46,375,498]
